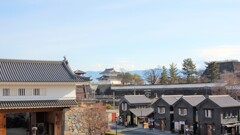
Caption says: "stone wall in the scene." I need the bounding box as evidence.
[62,107,86,135]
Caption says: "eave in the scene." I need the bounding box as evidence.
[0,81,90,86]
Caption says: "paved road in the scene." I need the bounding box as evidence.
[109,123,176,135]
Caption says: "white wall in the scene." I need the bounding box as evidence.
[0,84,76,101]
[98,80,122,85]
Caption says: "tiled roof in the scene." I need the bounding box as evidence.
[111,83,225,91]
[124,95,152,104]
[97,76,120,80]
[0,100,78,109]
[74,70,86,75]
[208,95,240,107]
[130,108,154,117]
[0,58,90,82]
[162,95,183,105]
[182,95,206,106]
[100,68,119,74]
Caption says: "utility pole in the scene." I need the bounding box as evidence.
[115,117,118,135]
[113,90,115,109]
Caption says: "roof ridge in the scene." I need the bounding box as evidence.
[183,95,204,97]
[209,95,229,97]
[162,95,183,97]
[0,58,63,64]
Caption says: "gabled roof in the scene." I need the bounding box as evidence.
[0,58,90,82]
[208,95,240,107]
[161,95,183,105]
[122,95,152,104]
[130,108,154,117]
[97,76,120,80]
[74,70,86,75]
[182,95,206,106]
[100,68,119,74]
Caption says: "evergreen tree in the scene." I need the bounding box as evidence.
[117,72,133,85]
[204,62,220,82]
[182,58,197,83]
[132,74,144,85]
[159,66,168,84]
[169,63,179,84]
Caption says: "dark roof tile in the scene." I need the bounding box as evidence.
[0,100,78,109]
[0,58,90,82]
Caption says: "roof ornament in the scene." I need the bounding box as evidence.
[63,56,68,64]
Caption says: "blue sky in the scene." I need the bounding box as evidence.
[0,0,240,71]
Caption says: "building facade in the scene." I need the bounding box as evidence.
[197,95,240,135]
[0,58,90,135]
[97,68,121,85]
[173,95,206,134]
[118,95,153,127]
[153,95,182,132]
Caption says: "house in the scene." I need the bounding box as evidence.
[173,95,206,134]
[118,95,153,127]
[0,58,90,135]
[197,95,240,135]
[97,68,121,85]
[153,95,182,132]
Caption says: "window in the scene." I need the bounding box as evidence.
[33,88,40,96]
[158,107,165,114]
[179,108,187,116]
[3,88,10,96]
[18,88,25,96]
[205,109,212,118]
[124,103,127,111]
[122,103,127,111]
[223,112,228,119]
[121,103,124,110]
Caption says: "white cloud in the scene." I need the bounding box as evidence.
[199,45,240,61]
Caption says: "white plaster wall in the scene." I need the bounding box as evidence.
[98,80,121,85]
[0,85,76,101]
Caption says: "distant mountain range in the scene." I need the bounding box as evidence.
[85,70,145,83]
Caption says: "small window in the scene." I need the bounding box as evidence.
[3,88,10,96]
[205,109,212,118]
[158,107,165,114]
[18,88,25,96]
[33,88,40,96]
[122,103,127,111]
[224,112,229,119]
[179,108,187,116]
[124,103,127,111]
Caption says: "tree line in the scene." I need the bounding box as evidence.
[118,58,220,85]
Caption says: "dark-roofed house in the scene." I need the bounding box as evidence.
[97,68,121,85]
[173,95,206,134]
[153,95,182,132]
[197,95,240,135]
[119,95,153,127]
[0,58,90,135]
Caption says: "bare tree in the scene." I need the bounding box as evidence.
[144,68,161,85]
[81,102,108,135]
[220,71,240,85]
[212,71,240,98]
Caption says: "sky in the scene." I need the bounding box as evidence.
[0,0,240,71]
